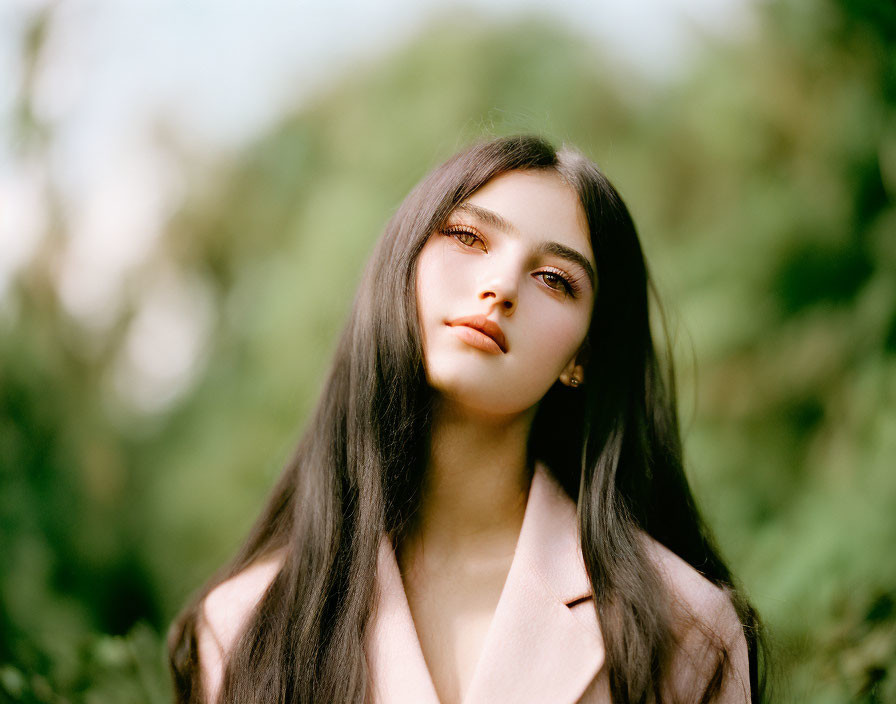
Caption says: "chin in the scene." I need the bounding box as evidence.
[428,375,543,419]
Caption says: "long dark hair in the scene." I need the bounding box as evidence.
[168,135,765,703]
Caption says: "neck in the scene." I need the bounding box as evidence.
[403,396,538,564]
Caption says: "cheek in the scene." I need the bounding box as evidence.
[518,284,591,356]
[415,242,470,322]
[415,248,442,327]
[513,303,590,386]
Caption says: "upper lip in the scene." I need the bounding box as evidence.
[447,315,508,353]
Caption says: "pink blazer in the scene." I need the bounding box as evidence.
[365,462,751,704]
[198,462,750,703]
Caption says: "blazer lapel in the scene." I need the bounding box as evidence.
[365,461,604,704]
[366,535,442,704]
[462,461,604,704]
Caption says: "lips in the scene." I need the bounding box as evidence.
[447,315,508,353]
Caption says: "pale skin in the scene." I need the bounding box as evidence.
[403,169,597,704]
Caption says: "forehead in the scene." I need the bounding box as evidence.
[457,169,594,265]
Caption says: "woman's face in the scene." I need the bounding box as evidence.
[415,169,596,417]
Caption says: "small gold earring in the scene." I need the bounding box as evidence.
[570,377,580,387]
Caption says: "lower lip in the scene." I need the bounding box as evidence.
[449,325,504,354]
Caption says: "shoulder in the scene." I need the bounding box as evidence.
[196,550,286,703]
[640,534,752,703]
[641,536,740,636]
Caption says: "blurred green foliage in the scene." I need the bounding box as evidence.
[1,0,894,701]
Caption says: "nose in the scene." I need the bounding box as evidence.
[478,270,518,314]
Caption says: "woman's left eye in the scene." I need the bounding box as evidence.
[536,270,576,295]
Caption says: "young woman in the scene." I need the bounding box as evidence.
[168,135,764,703]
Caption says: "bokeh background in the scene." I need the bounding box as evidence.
[1,0,894,701]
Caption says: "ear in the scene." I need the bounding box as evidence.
[558,337,589,388]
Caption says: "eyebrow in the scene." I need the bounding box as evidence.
[454,202,596,290]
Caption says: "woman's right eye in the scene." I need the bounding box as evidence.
[441,225,486,250]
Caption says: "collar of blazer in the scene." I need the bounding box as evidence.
[365,460,605,704]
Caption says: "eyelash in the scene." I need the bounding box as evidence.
[439,224,581,297]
